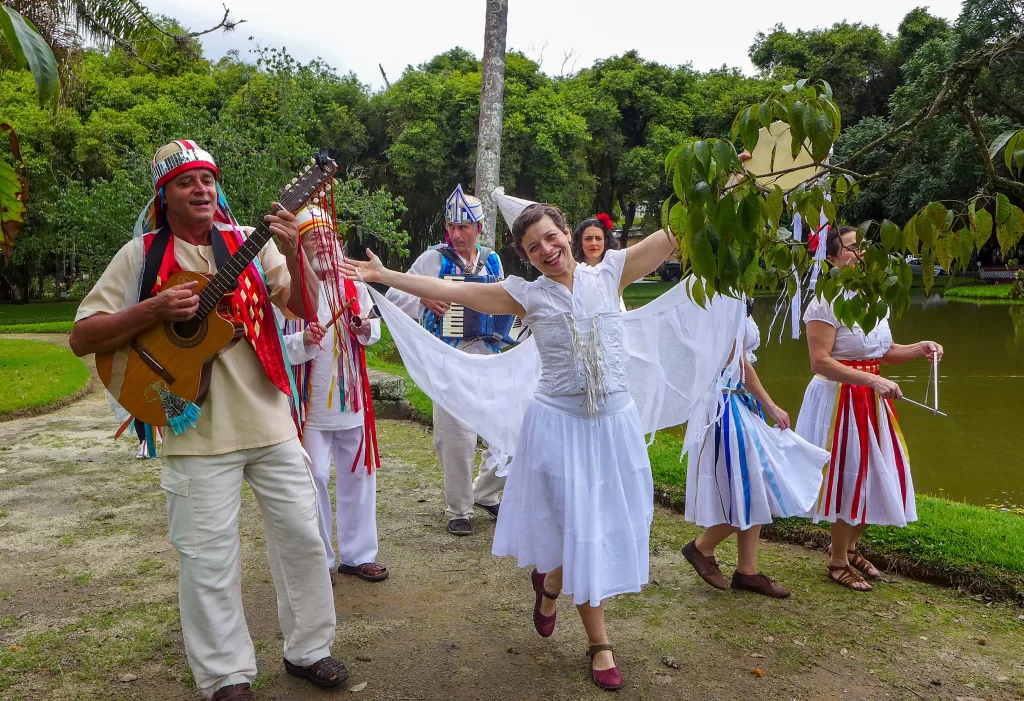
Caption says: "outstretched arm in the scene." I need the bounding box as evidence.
[341,251,525,317]
[620,228,677,292]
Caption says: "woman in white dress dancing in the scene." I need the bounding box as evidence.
[796,226,943,591]
[341,203,676,690]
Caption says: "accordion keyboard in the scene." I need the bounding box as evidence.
[442,304,467,338]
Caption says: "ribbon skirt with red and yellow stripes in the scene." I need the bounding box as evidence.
[813,360,917,526]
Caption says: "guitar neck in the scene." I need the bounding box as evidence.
[195,223,275,318]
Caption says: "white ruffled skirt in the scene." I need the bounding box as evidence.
[685,389,828,530]
[796,376,917,527]
[492,391,653,606]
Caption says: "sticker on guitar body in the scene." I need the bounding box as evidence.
[143,380,171,404]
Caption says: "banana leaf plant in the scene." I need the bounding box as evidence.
[0,5,59,263]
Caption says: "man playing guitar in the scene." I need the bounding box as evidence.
[69,141,348,700]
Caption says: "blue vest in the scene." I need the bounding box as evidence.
[422,244,504,353]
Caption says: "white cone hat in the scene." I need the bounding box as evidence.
[491,186,538,231]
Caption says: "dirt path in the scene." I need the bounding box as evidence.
[1,340,1023,700]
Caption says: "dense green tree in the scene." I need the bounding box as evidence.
[836,0,1023,259]
[750,21,898,125]
[4,0,1020,311]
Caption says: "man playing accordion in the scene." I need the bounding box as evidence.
[386,185,509,536]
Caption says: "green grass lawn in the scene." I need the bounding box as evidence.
[623,281,677,309]
[0,338,90,416]
[0,300,79,333]
[944,283,1019,301]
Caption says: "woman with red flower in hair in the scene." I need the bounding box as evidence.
[573,213,627,311]
[572,213,619,266]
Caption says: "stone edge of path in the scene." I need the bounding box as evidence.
[655,485,1024,607]
[0,333,97,423]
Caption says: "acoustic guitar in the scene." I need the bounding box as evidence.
[96,153,338,429]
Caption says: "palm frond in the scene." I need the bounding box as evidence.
[59,0,153,48]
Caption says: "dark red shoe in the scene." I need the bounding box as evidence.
[588,644,623,691]
[531,568,558,637]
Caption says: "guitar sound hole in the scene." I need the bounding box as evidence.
[167,317,209,348]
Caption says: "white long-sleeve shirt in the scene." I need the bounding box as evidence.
[385,246,505,356]
[277,281,380,431]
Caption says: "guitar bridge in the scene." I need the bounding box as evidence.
[131,340,176,384]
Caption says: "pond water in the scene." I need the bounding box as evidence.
[747,294,1024,509]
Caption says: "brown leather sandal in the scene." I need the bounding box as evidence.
[828,564,872,591]
[827,544,881,580]
[338,562,389,582]
[846,549,880,579]
[284,656,349,688]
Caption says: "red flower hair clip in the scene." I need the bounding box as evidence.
[597,212,614,231]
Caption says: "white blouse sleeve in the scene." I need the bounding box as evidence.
[803,296,839,328]
[601,248,628,291]
[500,276,530,313]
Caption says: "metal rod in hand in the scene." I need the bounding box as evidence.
[932,356,940,413]
[901,396,948,417]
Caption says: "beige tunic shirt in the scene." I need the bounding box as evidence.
[76,233,297,456]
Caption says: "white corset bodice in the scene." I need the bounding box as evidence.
[500,249,631,415]
[530,312,628,399]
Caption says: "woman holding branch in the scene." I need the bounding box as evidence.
[797,226,943,592]
[341,203,677,690]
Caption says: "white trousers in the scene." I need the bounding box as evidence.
[432,405,506,520]
[303,427,379,569]
[163,438,335,699]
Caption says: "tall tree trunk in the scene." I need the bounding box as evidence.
[617,193,636,250]
[474,0,508,250]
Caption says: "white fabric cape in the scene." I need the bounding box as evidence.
[367,278,743,459]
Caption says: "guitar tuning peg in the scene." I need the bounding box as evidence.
[305,165,311,172]
[291,177,298,184]
[285,184,292,190]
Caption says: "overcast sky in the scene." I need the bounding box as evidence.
[146,0,966,89]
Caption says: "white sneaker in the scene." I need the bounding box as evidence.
[135,441,147,459]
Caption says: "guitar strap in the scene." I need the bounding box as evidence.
[139,225,240,301]
[139,227,172,302]
[209,228,239,291]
